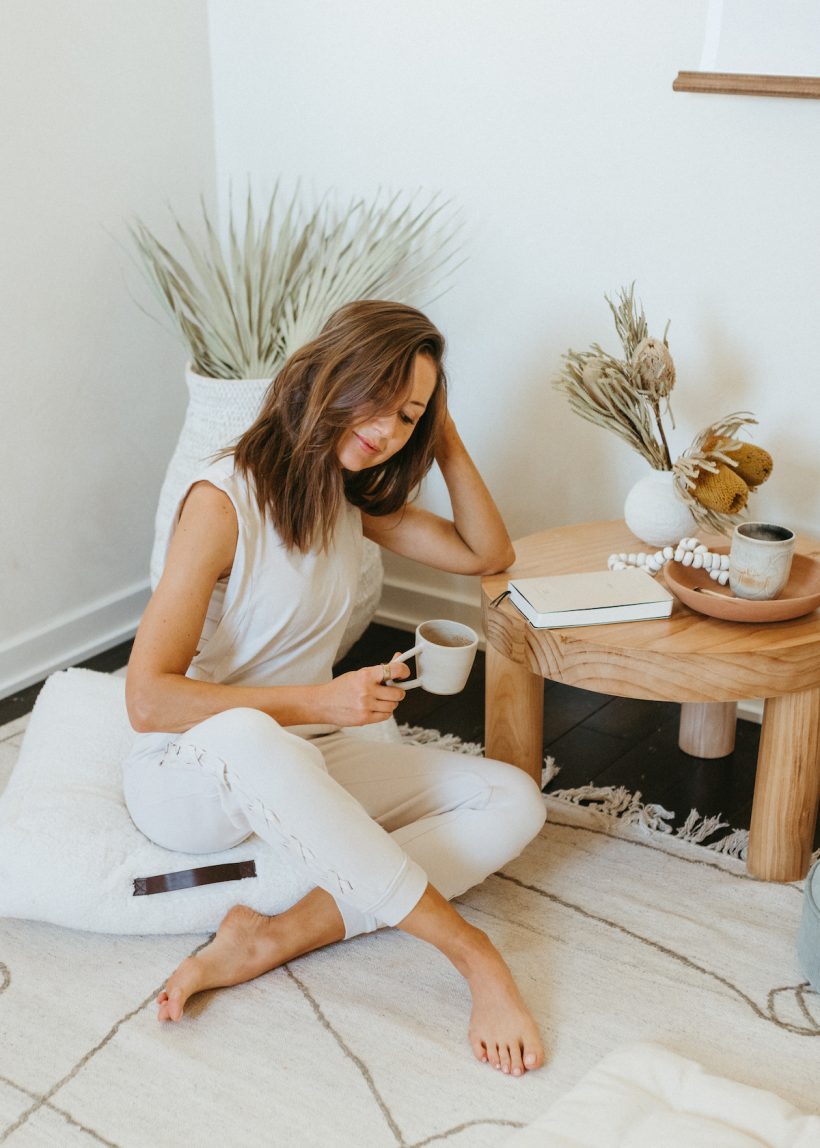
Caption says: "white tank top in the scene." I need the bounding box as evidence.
[130,455,363,746]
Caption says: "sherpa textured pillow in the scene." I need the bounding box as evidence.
[0,667,400,935]
[503,1041,820,1147]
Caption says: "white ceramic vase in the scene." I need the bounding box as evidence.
[623,470,696,548]
[150,365,384,659]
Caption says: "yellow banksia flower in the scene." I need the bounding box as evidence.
[691,464,750,515]
[727,442,773,488]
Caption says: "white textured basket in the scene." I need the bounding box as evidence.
[150,365,384,659]
[623,469,696,548]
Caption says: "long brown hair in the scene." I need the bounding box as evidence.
[230,300,447,551]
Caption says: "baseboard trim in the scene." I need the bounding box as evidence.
[374,576,485,644]
[0,581,150,700]
[737,698,763,724]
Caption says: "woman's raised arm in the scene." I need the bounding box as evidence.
[362,412,515,575]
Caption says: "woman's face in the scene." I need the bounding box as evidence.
[336,352,438,472]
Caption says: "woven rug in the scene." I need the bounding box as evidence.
[1,712,818,1147]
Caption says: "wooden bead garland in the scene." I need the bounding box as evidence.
[607,536,731,585]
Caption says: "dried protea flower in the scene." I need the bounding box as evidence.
[632,336,676,400]
[581,357,604,388]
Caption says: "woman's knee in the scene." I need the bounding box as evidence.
[199,706,278,738]
[191,707,286,753]
[185,707,322,774]
[490,759,548,841]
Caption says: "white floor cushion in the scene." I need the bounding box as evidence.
[504,1041,820,1147]
[0,667,400,935]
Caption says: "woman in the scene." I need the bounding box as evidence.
[124,300,547,1076]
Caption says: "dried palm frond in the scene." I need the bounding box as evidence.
[672,412,759,535]
[129,185,460,380]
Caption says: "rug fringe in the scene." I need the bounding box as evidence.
[398,724,486,757]
[705,828,750,859]
[674,811,749,859]
[542,755,560,786]
[548,784,675,834]
[676,809,729,843]
[398,724,759,860]
[398,725,560,789]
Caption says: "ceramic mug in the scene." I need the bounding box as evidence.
[389,620,478,694]
[728,522,795,601]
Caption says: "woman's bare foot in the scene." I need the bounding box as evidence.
[462,934,544,1076]
[157,892,345,1021]
[157,905,285,1021]
[157,883,543,1074]
[396,885,544,1076]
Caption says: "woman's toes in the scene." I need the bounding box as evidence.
[157,983,186,1022]
[166,988,184,1021]
[499,1045,512,1074]
[471,1038,488,1063]
[523,1046,543,1071]
[509,1044,525,1077]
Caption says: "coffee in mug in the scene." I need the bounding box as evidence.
[388,619,478,694]
[728,522,795,601]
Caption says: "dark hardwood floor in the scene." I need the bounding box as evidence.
[5,620,815,849]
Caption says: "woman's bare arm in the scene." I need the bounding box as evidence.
[362,413,515,575]
[126,483,406,734]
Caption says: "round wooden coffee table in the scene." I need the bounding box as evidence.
[481,520,820,882]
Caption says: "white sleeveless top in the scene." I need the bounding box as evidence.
[130,455,363,749]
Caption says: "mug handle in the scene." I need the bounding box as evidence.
[385,644,422,689]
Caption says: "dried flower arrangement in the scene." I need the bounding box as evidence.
[552,284,773,535]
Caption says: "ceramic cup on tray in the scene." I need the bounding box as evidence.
[729,522,795,601]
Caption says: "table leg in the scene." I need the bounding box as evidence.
[747,688,820,882]
[678,702,737,758]
[485,643,544,786]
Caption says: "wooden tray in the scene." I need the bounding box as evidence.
[663,549,820,622]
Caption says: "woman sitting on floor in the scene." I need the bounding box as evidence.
[123,299,547,1076]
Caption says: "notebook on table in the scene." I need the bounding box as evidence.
[507,568,674,629]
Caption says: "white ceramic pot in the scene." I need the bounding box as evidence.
[623,470,696,548]
[150,365,384,659]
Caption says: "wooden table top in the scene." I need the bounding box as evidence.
[481,520,820,703]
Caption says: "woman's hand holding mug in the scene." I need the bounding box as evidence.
[322,655,409,726]
[324,621,478,725]
[386,620,478,694]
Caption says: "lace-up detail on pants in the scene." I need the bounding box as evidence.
[123,708,547,939]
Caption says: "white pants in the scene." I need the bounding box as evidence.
[122,708,546,938]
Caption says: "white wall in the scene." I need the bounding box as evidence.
[0,1,216,695]
[208,0,820,629]
[3,2,818,698]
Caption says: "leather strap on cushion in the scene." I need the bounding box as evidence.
[132,860,257,896]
